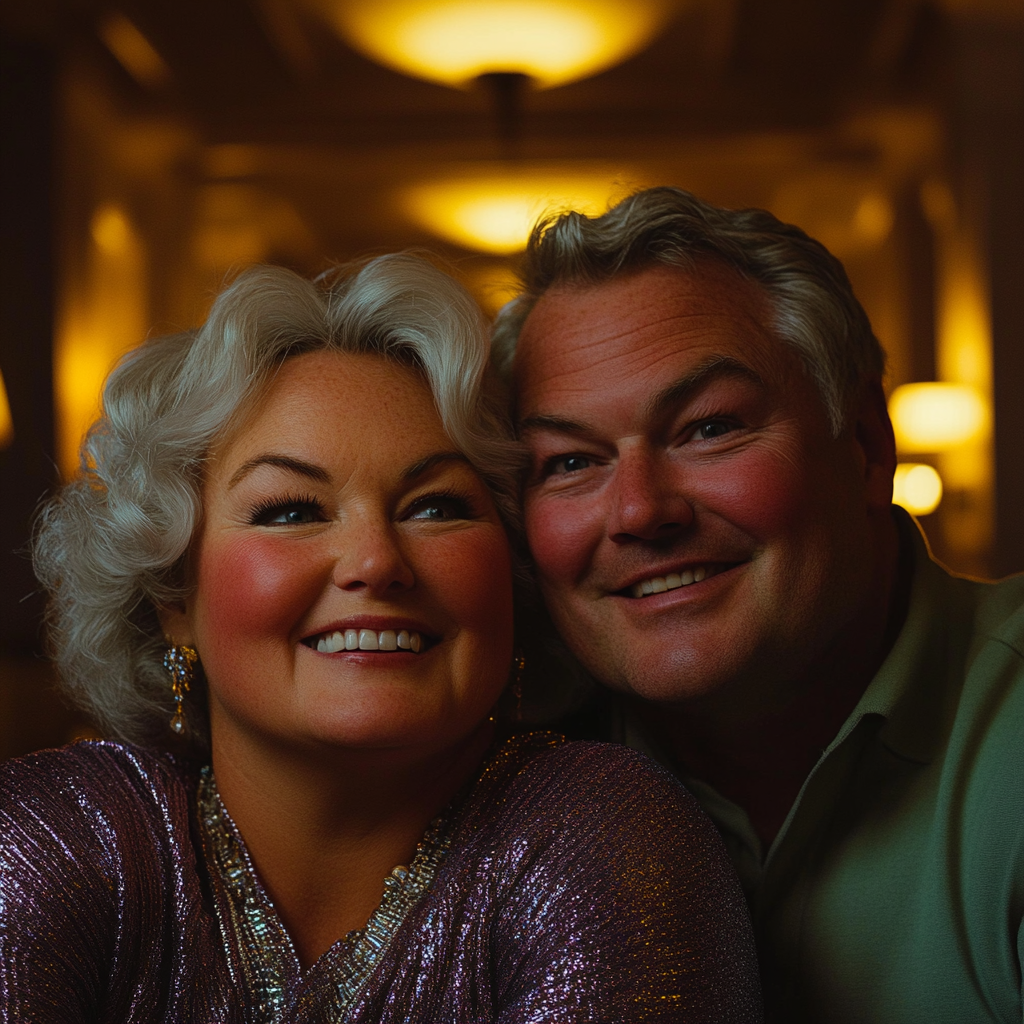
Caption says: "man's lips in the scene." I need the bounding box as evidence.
[612,560,747,599]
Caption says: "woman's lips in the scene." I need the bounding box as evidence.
[304,627,429,653]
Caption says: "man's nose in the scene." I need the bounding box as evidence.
[331,516,416,594]
[607,447,693,543]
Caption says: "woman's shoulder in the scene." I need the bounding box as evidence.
[467,732,710,840]
[1,739,195,840]
[3,737,190,787]
[488,731,698,797]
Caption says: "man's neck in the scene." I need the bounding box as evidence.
[640,518,913,852]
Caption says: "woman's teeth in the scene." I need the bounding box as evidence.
[314,628,424,654]
[630,565,719,598]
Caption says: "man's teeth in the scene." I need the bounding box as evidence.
[630,565,718,598]
[315,629,424,654]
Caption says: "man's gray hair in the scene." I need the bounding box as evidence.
[492,186,885,434]
[34,254,522,753]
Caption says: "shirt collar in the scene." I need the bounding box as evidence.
[836,506,961,765]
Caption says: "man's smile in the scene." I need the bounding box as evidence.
[619,561,745,599]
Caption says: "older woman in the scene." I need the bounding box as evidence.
[1,255,761,1021]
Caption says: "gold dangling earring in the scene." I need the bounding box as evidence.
[164,644,198,734]
[512,650,526,722]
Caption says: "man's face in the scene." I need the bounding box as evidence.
[515,261,891,708]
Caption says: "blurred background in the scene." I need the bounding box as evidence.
[2,0,1022,758]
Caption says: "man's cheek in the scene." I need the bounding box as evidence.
[699,456,807,537]
[524,496,597,586]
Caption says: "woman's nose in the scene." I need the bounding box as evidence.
[606,447,694,543]
[330,518,415,594]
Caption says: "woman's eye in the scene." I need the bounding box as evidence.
[408,494,474,521]
[549,455,592,476]
[250,499,326,526]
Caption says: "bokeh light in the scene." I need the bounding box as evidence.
[892,463,943,516]
[403,170,635,252]
[889,382,989,453]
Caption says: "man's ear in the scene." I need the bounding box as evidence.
[157,603,194,648]
[853,377,897,512]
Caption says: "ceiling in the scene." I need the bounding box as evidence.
[3,0,954,266]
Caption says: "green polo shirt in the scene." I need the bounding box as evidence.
[626,511,1024,1023]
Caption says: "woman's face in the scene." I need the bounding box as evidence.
[168,349,515,759]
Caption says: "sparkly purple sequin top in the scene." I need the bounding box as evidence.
[1,733,762,1022]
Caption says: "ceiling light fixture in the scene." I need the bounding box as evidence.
[322,0,675,90]
[402,169,636,252]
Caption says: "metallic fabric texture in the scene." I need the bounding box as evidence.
[1,734,762,1022]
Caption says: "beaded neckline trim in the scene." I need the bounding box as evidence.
[197,768,453,1022]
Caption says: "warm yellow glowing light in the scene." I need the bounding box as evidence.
[889,382,989,453]
[327,0,674,88]
[853,193,893,244]
[99,13,171,89]
[57,205,147,476]
[404,171,630,252]
[91,205,132,254]
[892,463,943,516]
[0,367,13,450]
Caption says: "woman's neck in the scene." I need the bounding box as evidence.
[209,720,495,968]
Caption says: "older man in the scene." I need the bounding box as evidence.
[493,187,1024,1024]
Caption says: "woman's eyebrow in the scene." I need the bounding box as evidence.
[402,451,472,481]
[228,454,332,489]
[642,356,765,420]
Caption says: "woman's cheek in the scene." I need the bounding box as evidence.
[422,526,514,653]
[191,533,321,643]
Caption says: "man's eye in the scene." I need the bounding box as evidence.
[695,420,734,440]
[549,455,592,476]
[407,493,474,521]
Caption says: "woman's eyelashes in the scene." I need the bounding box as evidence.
[248,493,328,526]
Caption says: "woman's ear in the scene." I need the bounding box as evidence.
[157,603,194,647]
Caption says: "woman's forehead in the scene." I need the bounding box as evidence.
[206,350,450,480]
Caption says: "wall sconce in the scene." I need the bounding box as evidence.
[402,169,632,252]
[892,462,943,516]
[321,0,675,90]
[888,382,989,453]
[0,368,13,450]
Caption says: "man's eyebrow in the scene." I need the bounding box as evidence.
[228,454,331,489]
[517,357,764,438]
[402,451,472,481]
[518,412,595,438]
[642,356,765,420]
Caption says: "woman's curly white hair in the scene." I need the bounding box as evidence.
[34,254,529,754]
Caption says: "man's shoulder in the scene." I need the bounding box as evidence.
[965,568,1024,657]
[922,545,1024,651]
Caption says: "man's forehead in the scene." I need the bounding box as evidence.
[513,261,784,407]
